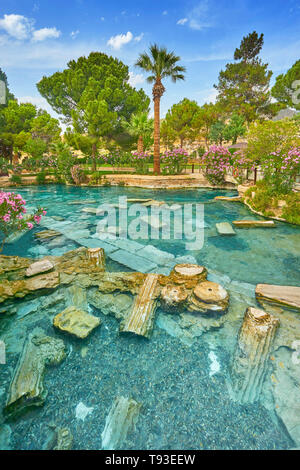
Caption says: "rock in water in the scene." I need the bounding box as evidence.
[44,425,73,450]
[75,402,94,421]
[4,329,65,419]
[256,284,300,311]
[216,222,236,235]
[230,307,279,404]
[101,396,141,450]
[233,220,276,228]
[160,284,189,312]
[26,259,54,277]
[53,306,101,339]
[120,274,160,338]
[188,281,229,314]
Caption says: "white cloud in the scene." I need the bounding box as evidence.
[177,1,213,31]
[70,30,80,39]
[107,31,133,50]
[162,11,168,15]
[134,33,144,42]
[0,14,34,40]
[32,27,61,42]
[177,18,188,25]
[100,17,105,21]
[128,72,145,87]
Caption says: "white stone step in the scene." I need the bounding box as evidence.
[136,245,175,265]
[216,222,236,235]
[77,238,118,254]
[109,249,158,273]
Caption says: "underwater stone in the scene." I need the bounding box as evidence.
[160,284,189,312]
[53,306,101,339]
[0,424,12,450]
[25,259,54,277]
[66,285,88,310]
[120,273,160,338]
[88,291,133,320]
[109,249,157,273]
[188,281,229,314]
[230,307,279,404]
[215,196,242,202]
[136,245,175,265]
[101,396,141,450]
[35,230,61,240]
[233,220,276,228]
[256,284,300,311]
[4,329,66,419]
[87,247,105,269]
[216,222,236,236]
[75,402,94,421]
[168,264,207,289]
[77,237,118,254]
[0,271,60,304]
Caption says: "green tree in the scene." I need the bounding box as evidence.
[271,60,300,111]
[122,112,154,152]
[246,119,300,165]
[30,110,61,143]
[164,98,199,147]
[37,52,150,170]
[24,138,48,160]
[224,113,247,144]
[214,31,273,123]
[192,103,220,149]
[160,118,176,150]
[135,44,186,174]
[209,120,226,145]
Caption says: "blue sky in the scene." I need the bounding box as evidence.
[0,0,300,127]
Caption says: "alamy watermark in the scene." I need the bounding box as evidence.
[94,197,205,251]
[0,340,5,364]
[0,79,6,105]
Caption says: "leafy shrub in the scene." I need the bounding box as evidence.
[70,165,87,185]
[36,172,47,184]
[200,145,232,185]
[9,174,22,185]
[161,148,189,175]
[131,151,150,174]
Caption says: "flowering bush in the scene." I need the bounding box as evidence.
[260,148,300,193]
[70,165,87,185]
[201,146,232,185]
[230,150,256,184]
[131,151,150,174]
[0,191,46,252]
[161,148,189,175]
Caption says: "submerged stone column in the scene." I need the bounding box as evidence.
[87,247,105,269]
[120,273,160,338]
[230,307,279,404]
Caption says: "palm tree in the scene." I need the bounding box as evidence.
[135,44,186,174]
[122,112,154,153]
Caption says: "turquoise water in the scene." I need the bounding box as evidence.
[3,185,300,286]
[0,185,299,450]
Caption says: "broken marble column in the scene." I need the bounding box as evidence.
[120,273,160,338]
[4,329,65,419]
[160,284,189,312]
[87,247,105,269]
[230,307,279,404]
[188,281,229,314]
[101,396,141,450]
[169,264,207,289]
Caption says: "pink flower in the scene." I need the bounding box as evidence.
[27,222,34,229]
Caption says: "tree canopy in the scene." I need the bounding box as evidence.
[214,31,274,122]
[271,60,300,111]
[164,98,199,147]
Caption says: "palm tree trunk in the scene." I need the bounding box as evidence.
[153,96,160,174]
[137,135,144,153]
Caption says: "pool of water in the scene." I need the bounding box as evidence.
[0,185,299,450]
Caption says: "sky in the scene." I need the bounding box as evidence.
[0,0,300,129]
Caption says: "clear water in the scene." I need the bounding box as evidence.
[0,185,299,450]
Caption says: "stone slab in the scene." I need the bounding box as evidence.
[216,222,236,235]
[109,249,158,273]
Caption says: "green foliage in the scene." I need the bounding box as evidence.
[9,174,22,185]
[37,52,150,144]
[246,119,300,164]
[36,171,46,184]
[209,120,226,145]
[160,118,176,149]
[30,110,61,143]
[281,193,300,225]
[271,60,300,111]
[50,141,76,182]
[215,31,273,122]
[164,98,199,146]
[192,103,220,148]
[135,44,186,85]
[122,112,154,150]
[224,114,246,144]
[24,138,48,160]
